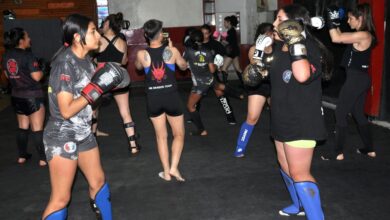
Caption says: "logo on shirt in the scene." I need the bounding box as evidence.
[6,59,18,76]
[282,70,292,83]
[60,73,71,82]
[63,141,77,153]
[151,62,166,82]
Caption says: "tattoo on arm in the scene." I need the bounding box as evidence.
[163,47,173,62]
[143,51,150,63]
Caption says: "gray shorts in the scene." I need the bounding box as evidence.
[43,133,97,161]
[191,76,214,95]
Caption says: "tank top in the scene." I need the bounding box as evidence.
[144,46,176,94]
[96,36,124,63]
[341,43,372,73]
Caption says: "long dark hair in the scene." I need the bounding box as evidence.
[3,27,25,49]
[254,23,273,42]
[104,12,124,35]
[349,3,377,43]
[224,15,238,27]
[52,14,93,61]
[282,4,333,81]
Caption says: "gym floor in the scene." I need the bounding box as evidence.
[0,81,389,220]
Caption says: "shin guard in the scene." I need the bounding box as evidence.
[31,130,46,161]
[279,170,304,216]
[44,208,68,220]
[90,183,112,220]
[357,124,374,152]
[294,182,324,220]
[218,96,236,124]
[16,128,29,158]
[234,122,254,157]
[189,111,205,131]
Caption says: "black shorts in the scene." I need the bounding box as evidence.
[191,76,214,95]
[246,83,271,97]
[11,96,44,116]
[146,91,184,117]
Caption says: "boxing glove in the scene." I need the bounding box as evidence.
[326,5,341,29]
[310,16,325,30]
[214,54,224,68]
[277,19,307,62]
[253,34,273,61]
[82,62,130,104]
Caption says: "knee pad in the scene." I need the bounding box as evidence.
[44,207,67,220]
[294,181,324,220]
[90,182,112,220]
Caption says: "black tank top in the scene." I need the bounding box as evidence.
[96,36,124,63]
[341,44,372,73]
[144,46,177,94]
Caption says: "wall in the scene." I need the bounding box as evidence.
[108,0,203,28]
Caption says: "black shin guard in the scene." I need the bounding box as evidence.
[31,130,46,161]
[16,128,29,158]
[217,96,236,124]
[334,126,347,154]
[189,111,205,131]
[357,124,374,152]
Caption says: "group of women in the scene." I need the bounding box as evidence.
[1,2,377,220]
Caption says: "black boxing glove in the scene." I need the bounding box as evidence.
[326,5,341,30]
[277,19,307,62]
[82,62,130,104]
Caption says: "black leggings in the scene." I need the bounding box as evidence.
[334,70,373,153]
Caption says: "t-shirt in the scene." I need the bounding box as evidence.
[1,48,43,98]
[44,47,95,141]
[269,39,326,142]
[183,46,213,79]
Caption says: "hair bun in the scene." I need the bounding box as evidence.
[116,12,123,21]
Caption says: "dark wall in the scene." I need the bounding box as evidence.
[379,1,389,120]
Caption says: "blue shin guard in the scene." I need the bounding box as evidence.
[294,182,324,220]
[90,182,112,220]
[234,122,254,157]
[44,208,67,220]
[279,170,305,216]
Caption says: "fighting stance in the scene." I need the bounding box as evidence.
[135,19,187,181]
[2,27,47,166]
[201,24,244,125]
[184,29,227,135]
[322,3,376,160]
[220,15,244,86]
[95,12,141,156]
[42,14,129,219]
[266,4,332,219]
[233,23,273,157]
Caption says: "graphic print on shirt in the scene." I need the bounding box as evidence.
[151,62,166,82]
[6,59,19,78]
[282,69,292,83]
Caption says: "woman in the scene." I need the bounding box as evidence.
[2,27,47,166]
[95,12,141,156]
[42,14,128,219]
[184,29,232,136]
[233,23,273,157]
[269,4,332,219]
[135,19,187,182]
[220,15,244,86]
[323,3,376,160]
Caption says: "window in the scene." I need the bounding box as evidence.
[97,0,109,27]
[203,0,216,25]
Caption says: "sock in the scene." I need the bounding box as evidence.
[31,130,46,161]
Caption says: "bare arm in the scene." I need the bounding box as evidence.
[329,28,371,44]
[172,47,187,71]
[57,91,89,119]
[31,71,43,82]
[115,38,128,65]
[208,63,216,74]
[135,50,148,70]
[291,59,311,83]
